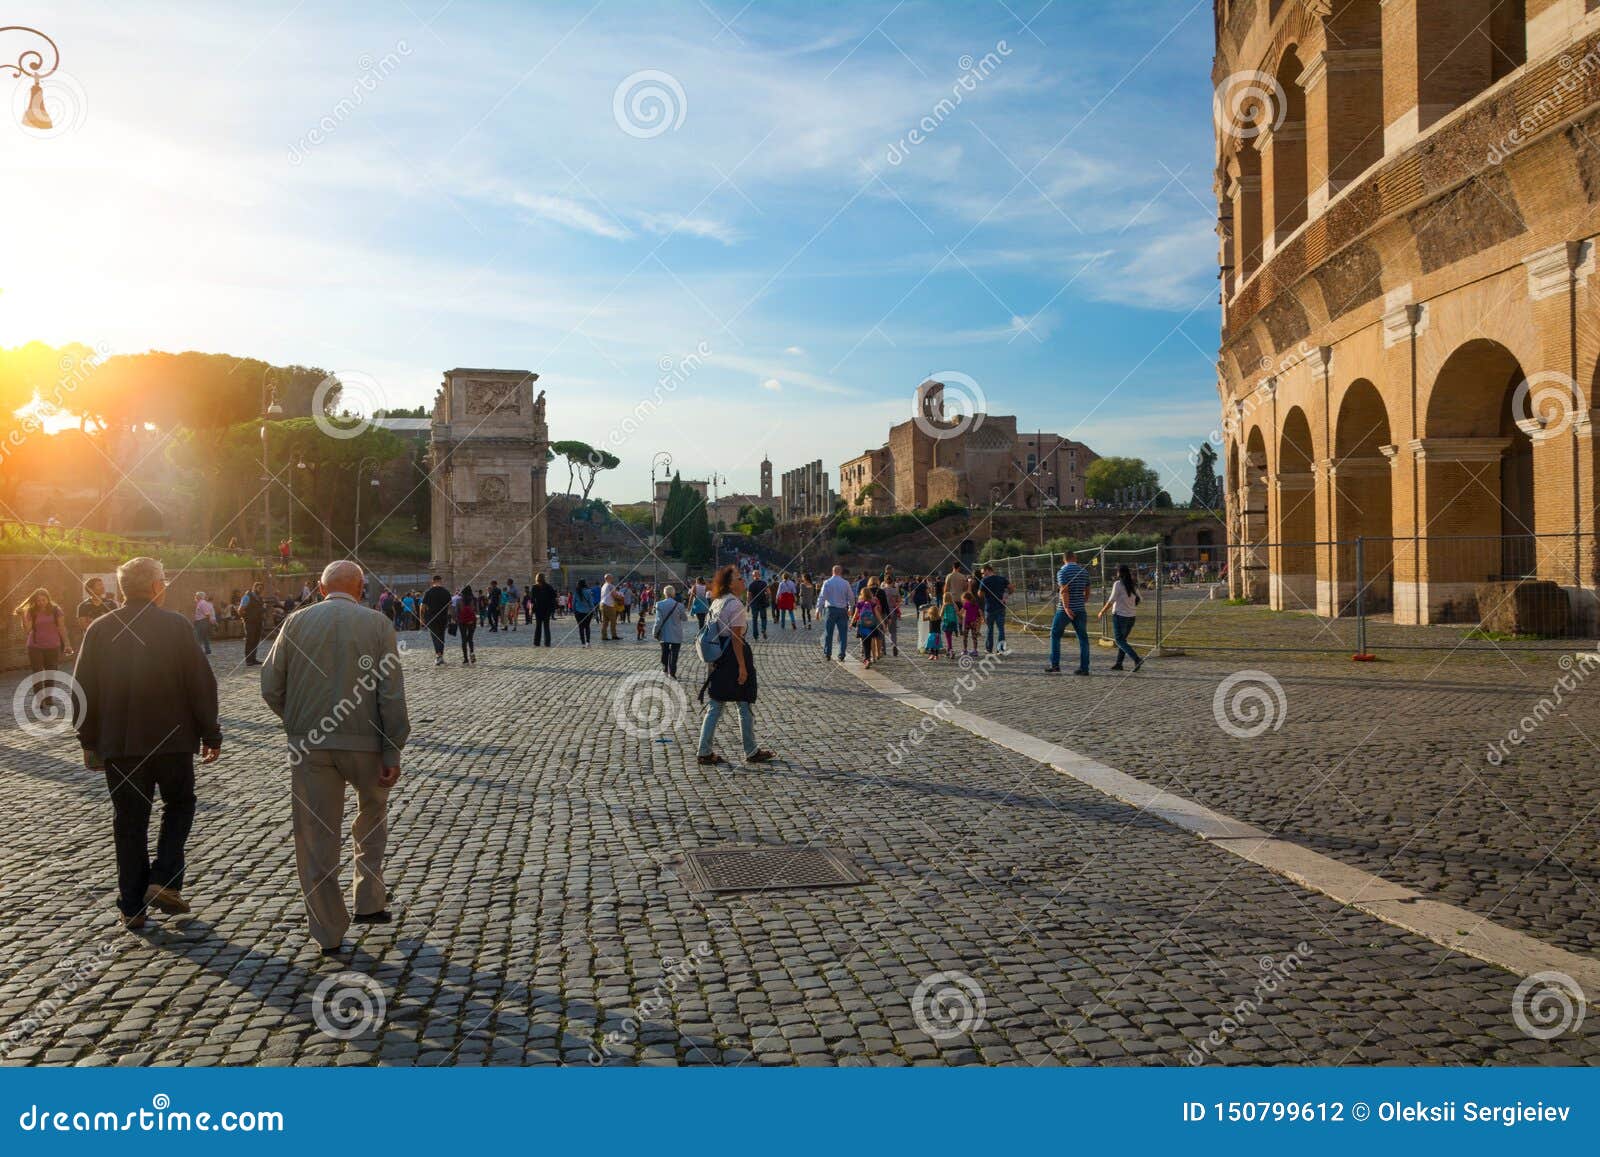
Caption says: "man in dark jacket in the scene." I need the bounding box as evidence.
[73,557,222,929]
[241,580,267,665]
[419,575,453,666]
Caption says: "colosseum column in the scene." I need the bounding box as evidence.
[1411,438,1511,623]
[1527,0,1588,61]
[1523,240,1594,621]
[1257,116,1307,258]
[1242,441,1271,603]
[1382,0,1499,153]
[1382,289,1427,623]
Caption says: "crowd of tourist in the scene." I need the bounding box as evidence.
[10,542,1148,942]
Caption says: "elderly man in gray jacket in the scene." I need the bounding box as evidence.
[262,560,410,954]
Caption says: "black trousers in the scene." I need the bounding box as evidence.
[244,619,263,664]
[661,641,681,676]
[105,753,196,916]
[428,622,447,656]
[533,614,552,646]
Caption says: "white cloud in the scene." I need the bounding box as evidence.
[761,378,782,392]
[784,346,805,356]
[510,192,632,240]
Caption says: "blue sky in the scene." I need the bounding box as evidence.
[3,0,1222,502]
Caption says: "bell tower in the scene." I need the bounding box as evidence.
[760,455,772,499]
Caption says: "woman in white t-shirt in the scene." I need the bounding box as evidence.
[1097,564,1143,672]
[697,565,774,766]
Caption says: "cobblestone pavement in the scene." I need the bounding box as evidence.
[0,616,1596,1067]
[887,603,1600,961]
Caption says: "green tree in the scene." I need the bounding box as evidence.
[1190,443,1223,512]
[1085,456,1161,503]
[681,492,714,567]
[736,504,776,535]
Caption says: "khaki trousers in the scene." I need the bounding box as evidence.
[601,605,620,639]
[290,748,390,948]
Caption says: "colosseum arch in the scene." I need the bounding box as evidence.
[1237,426,1271,601]
[1329,379,1394,614]
[1272,406,1318,609]
[1263,45,1309,253]
[1312,0,1384,214]
[1413,339,1535,620]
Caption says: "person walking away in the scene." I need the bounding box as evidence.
[1047,550,1093,675]
[747,571,770,640]
[240,581,267,665]
[938,590,960,660]
[654,584,688,677]
[979,564,1010,654]
[690,578,710,631]
[505,579,521,631]
[15,588,73,692]
[76,576,118,635]
[920,602,944,659]
[420,575,453,666]
[192,591,217,655]
[454,585,479,663]
[696,566,775,765]
[573,579,596,646]
[879,575,902,657]
[74,557,220,929]
[852,581,882,669]
[261,560,408,955]
[960,590,983,657]
[1098,564,1144,672]
[486,581,503,632]
[818,565,854,663]
[530,572,557,646]
[775,573,797,630]
[798,573,816,630]
[599,574,620,640]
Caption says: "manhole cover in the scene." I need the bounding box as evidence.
[681,846,865,893]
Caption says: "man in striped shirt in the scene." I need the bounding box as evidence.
[1046,550,1092,675]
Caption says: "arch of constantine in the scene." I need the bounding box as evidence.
[1215,0,1600,626]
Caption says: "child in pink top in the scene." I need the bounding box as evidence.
[959,592,983,656]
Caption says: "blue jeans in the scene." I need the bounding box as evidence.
[1111,614,1140,667]
[193,620,212,654]
[1049,607,1089,671]
[777,607,796,629]
[985,606,1007,652]
[751,605,768,638]
[699,700,756,757]
[823,606,849,658]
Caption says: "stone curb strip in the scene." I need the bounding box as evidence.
[846,662,1600,997]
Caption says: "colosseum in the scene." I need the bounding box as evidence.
[1215,0,1600,628]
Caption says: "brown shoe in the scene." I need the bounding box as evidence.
[120,911,147,930]
[146,885,191,914]
[696,753,724,765]
[744,749,775,763]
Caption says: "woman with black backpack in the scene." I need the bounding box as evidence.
[696,565,775,766]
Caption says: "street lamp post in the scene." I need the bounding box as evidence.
[353,456,381,555]
[1,26,60,130]
[260,370,284,568]
[708,471,727,566]
[650,451,672,588]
